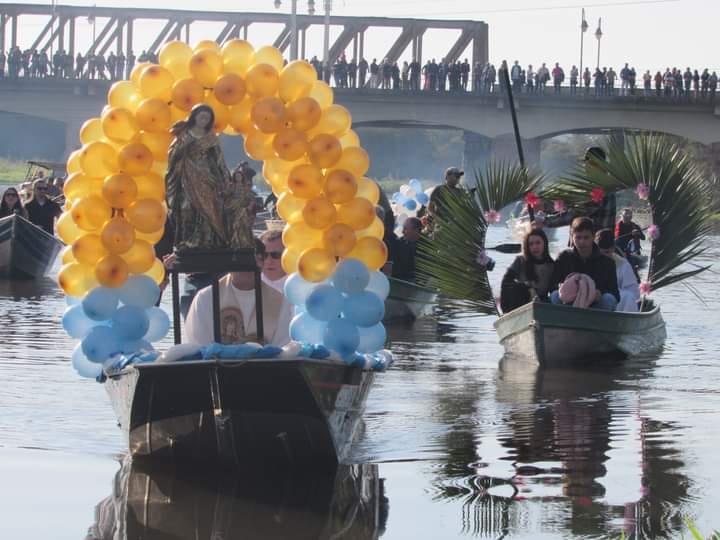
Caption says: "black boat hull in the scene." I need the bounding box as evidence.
[105,358,374,466]
[0,214,62,279]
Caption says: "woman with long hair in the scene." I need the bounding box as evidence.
[0,187,28,219]
[500,228,555,313]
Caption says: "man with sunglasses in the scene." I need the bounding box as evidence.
[25,179,62,235]
[259,230,286,292]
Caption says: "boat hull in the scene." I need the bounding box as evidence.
[494,301,666,367]
[0,214,62,279]
[105,358,374,466]
[384,278,437,322]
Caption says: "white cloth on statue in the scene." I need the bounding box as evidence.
[613,254,640,312]
[262,273,287,293]
[184,274,292,347]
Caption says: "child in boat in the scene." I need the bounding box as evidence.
[500,229,555,313]
[596,228,640,312]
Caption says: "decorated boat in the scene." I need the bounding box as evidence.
[384,277,437,322]
[0,214,63,279]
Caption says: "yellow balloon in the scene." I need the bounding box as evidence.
[356,216,385,240]
[56,211,84,244]
[134,172,166,201]
[286,96,322,132]
[144,258,166,285]
[308,134,342,169]
[135,98,172,133]
[282,221,323,252]
[287,164,324,199]
[72,233,108,266]
[63,172,103,202]
[139,65,175,102]
[204,93,230,132]
[121,239,156,273]
[302,196,337,229]
[136,227,165,244]
[101,216,136,254]
[339,129,360,149]
[273,128,307,161]
[253,45,284,72]
[324,169,357,204]
[298,247,336,283]
[279,60,316,103]
[151,160,169,177]
[171,78,205,112]
[58,262,98,297]
[323,223,356,257]
[312,104,351,137]
[102,173,138,209]
[281,248,301,275]
[108,80,141,110]
[228,98,256,134]
[244,129,275,161]
[96,254,130,288]
[130,62,151,87]
[263,157,298,185]
[80,141,118,177]
[139,131,173,162]
[214,73,246,105]
[61,245,76,265]
[101,107,137,144]
[194,40,221,54]
[251,97,286,133]
[336,197,376,231]
[334,146,370,177]
[309,80,333,108]
[66,150,82,174]
[189,49,223,88]
[79,118,104,145]
[159,40,193,69]
[222,39,255,75]
[356,176,380,205]
[170,105,188,123]
[276,191,305,223]
[71,194,111,231]
[118,143,153,175]
[347,237,388,271]
[126,198,167,234]
[245,63,280,98]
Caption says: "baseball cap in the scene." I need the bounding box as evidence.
[445,167,464,178]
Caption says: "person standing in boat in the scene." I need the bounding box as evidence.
[500,229,555,313]
[259,229,287,292]
[391,217,423,282]
[596,229,640,312]
[427,166,464,222]
[25,178,62,234]
[614,208,645,257]
[0,187,28,219]
[549,217,619,311]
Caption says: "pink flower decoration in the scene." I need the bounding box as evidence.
[524,192,542,210]
[476,249,489,266]
[590,187,605,204]
[636,183,650,200]
[553,199,566,213]
[647,224,660,240]
[639,281,652,296]
[483,209,502,224]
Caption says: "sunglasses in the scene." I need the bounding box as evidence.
[262,251,282,260]
[36,186,48,191]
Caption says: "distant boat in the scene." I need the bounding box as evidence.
[384,277,437,322]
[0,214,62,279]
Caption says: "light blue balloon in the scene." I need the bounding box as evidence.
[294,305,306,316]
[409,179,423,193]
[66,295,80,306]
[416,192,430,205]
[342,291,385,327]
[331,258,370,294]
[120,339,153,355]
[391,192,401,203]
[144,307,170,342]
[290,312,327,345]
[323,319,360,359]
[118,275,160,308]
[81,287,119,321]
[82,326,121,363]
[395,193,409,205]
[366,271,390,301]
[357,323,387,353]
[71,344,103,379]
[62,304,106,339]
[284,272,319,306]
[403,199,418,211]
[112,305,150,341]
[305,284,344,322]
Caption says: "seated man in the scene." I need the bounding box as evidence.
[259,229,286,292]
[185,238,293,346]
[614,208,645,255]
[596,228,640,312]
[549,217,619,310]
[392,217,422,282]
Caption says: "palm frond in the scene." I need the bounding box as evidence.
[473,161,545,213]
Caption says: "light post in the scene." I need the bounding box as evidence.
[274,1,315,61]
[579,8,588,79]
[595,18,603,70]
[323,0,332,82]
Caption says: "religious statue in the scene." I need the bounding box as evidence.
[165,104,255,252]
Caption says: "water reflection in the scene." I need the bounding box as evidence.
[87,459,387,540]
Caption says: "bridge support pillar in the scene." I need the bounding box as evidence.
[490,135,541,169]
[462,131,491,175]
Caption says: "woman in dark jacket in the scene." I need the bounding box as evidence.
[0,187,28,219]
[500,229,555,313]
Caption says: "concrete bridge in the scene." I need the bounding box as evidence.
[1,78,719,174]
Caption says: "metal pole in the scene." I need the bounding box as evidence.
[323,0,331,76]
[579,9,585,80]
[290,0,298,60]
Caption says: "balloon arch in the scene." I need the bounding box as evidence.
[59,40,389,378]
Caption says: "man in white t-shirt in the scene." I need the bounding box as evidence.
[185,238,293,346]
[259,229,287,293]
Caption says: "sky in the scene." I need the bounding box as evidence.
[7,0,720,73]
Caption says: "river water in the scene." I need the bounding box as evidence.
[1,228,719,539]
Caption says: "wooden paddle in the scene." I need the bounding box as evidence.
[487,243,521,254]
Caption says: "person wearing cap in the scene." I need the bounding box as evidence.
[427,166,464,221]
[596,228,640,312]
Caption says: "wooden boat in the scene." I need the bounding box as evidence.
[105,357,374,466]
[494,300,666,366]
[0,214,62,279]
[384,277,437,322]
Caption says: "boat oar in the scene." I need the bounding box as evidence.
[487,243,521,254]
